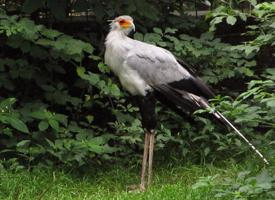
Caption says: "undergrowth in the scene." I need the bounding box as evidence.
[0,159,274,200]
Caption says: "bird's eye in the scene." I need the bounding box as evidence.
[118,19,126,24]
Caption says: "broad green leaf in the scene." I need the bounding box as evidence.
[157,41,167,47]
[36,39,55,46]
[53,114,68,126]
[265,68,275,80]
[16,140,31,147]
[244,46,259,56]
[38,121,49,131]
[204,147,210,156]
[266,99,275,107]
[209,16,224,31]
[134,32,144,41]
[18,18,41,40]
[269,22,275,29]
[239,13,247,21]
[212,16,224,25]
[86,115,94,124]
[226,16,237,25]
[144,33,162,44]
[40,28,63,39]
[49,119,59,131]
[164,28,177,34]
[7,117,29,133]
[98,62,110,73]
[76,66,85,76]
[31,110,46,120]
[153,27,163,35]
[109,84,121,97]
[0,98,16,110]
[249,0,257,6]
[77,67,100,86]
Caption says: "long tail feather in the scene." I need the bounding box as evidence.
[196,97,270,165]
[214,111,270,165]
[153,84,270,165]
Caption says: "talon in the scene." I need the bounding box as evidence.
[140,184,146,192]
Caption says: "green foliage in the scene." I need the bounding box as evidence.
[208,2,275,56]
[0,10,123,166]
[76,65,121,97]
[0,1,274,168]
[206,5,247,31]
[191,168,275,200]
[0,98,29,134]
[214,170,275,199]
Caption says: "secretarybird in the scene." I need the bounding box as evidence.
[104,15,269,190]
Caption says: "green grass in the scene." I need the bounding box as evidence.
[0,160,270,200]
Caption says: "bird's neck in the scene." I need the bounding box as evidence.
[104,30,133,70]
[105,30,130,46]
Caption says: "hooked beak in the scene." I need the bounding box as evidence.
[120,20,135,31]
[130,21,135,32]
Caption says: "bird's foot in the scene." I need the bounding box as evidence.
[126,184,146,192]
[140,183,146,192]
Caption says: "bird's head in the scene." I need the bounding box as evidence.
[108,15,135,35]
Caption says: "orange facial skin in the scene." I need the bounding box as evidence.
[118,19,132,29]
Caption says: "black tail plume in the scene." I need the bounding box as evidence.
[153,84,270,165]
[196,97,270,165]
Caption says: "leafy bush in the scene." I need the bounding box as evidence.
[215,170,275,199]
[192,169,275,200]
[0,10,122,166]
[0,1,274,168]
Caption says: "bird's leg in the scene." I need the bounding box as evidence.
[136,92,157,191]
[147,131,155,187]
[140,131,150,191]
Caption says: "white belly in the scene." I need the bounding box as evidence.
[119,63,151,96]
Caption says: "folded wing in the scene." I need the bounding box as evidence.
[125,40,214,111]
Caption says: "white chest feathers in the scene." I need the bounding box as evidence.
[104,31,151,96]
[118,63,151,96]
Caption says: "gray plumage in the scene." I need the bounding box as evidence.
[104,15,269,165]
[105,25,191,96]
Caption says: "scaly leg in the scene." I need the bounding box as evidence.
[140,131,150,191]
[147,131,155,187]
